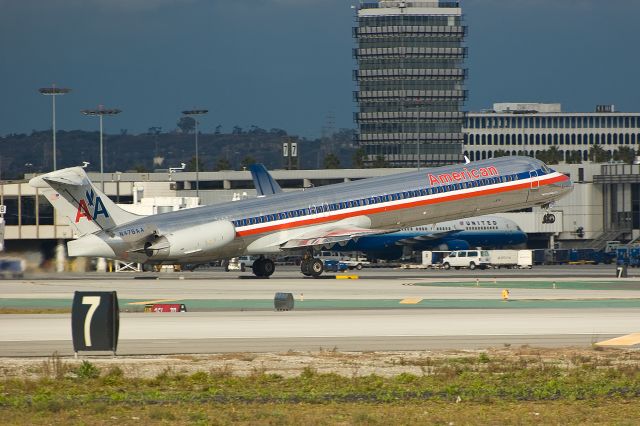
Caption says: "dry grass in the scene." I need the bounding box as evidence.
[0,308,70,315]
[2,347,640,424]
[1,401,640,425]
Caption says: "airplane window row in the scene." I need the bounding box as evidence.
[232,171,537,228]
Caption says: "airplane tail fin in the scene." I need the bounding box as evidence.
[29,167,141,236]
[249,163,283,196]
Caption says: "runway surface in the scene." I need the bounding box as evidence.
[0,308,634,356]
[1,266,639,356]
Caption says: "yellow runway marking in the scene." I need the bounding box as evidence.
[128,299,178,306]
[336,275,359,280]
[595,333,640,347]
[400,298,423,305]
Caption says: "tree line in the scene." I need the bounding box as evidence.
[0,126,358,179]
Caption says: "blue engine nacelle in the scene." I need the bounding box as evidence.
[437,239,471,251]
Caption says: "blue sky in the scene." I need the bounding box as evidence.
[1,0,639,138]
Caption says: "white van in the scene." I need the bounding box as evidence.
[442,250,490,270]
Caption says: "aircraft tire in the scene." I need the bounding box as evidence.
[300,260,312,276]
[263,259,275,277]
[252,259,265,277]
[310,259,324,277]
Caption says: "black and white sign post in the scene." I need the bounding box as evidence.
[283,138,298,170]
[71,291,120,356]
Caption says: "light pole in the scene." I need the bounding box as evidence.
[181,109,208,201]
[81,106,121,190]
[39,85,71,170]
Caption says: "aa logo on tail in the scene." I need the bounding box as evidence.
[75,189,110,222]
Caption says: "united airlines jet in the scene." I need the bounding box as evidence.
[29,156,571,277]
[334,216,527,260]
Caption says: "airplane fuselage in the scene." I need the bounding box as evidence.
[69,156,571,264]
[334,216,527,260]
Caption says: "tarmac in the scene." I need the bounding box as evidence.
[1,265,640,356]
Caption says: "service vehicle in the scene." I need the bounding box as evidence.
[442,249,490,270]
[0,257,25,279]
[488,250,532,269]
[318,251,370,270]
[225,255,258,272]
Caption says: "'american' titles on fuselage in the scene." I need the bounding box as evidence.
[427,165,498,185]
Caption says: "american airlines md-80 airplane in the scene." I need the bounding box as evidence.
[29,156,571,277]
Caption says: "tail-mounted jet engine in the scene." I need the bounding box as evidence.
[143,220,236,260]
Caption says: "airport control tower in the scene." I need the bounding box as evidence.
[353,1,467,167]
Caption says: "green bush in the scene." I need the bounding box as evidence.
[74,361,100,379]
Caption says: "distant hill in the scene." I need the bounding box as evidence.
[0,127,358,179]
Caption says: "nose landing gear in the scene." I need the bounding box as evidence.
[542,213,556,224]
[541,203,556,224]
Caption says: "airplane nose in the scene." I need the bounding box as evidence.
[556,174,573,194]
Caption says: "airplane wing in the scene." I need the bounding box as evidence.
[393,230,456,246]
[280,226,397,249]
[249,163,283,196]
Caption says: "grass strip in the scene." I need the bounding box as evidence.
[2,400,640,425]
[2,351,640,424]
[413,280,640,290]
[5,297,640,312]
[2,355,640,407]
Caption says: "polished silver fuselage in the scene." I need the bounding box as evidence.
[90,156,572,263]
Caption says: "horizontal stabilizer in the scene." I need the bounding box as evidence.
[43,175,85,186]
[29,166,141,236]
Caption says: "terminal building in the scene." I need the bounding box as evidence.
[353,0,467,167]
[463,103,640,163]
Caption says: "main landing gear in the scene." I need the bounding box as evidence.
[541,203,556,224]
[300,252,324,278]
[252,256,275,278]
